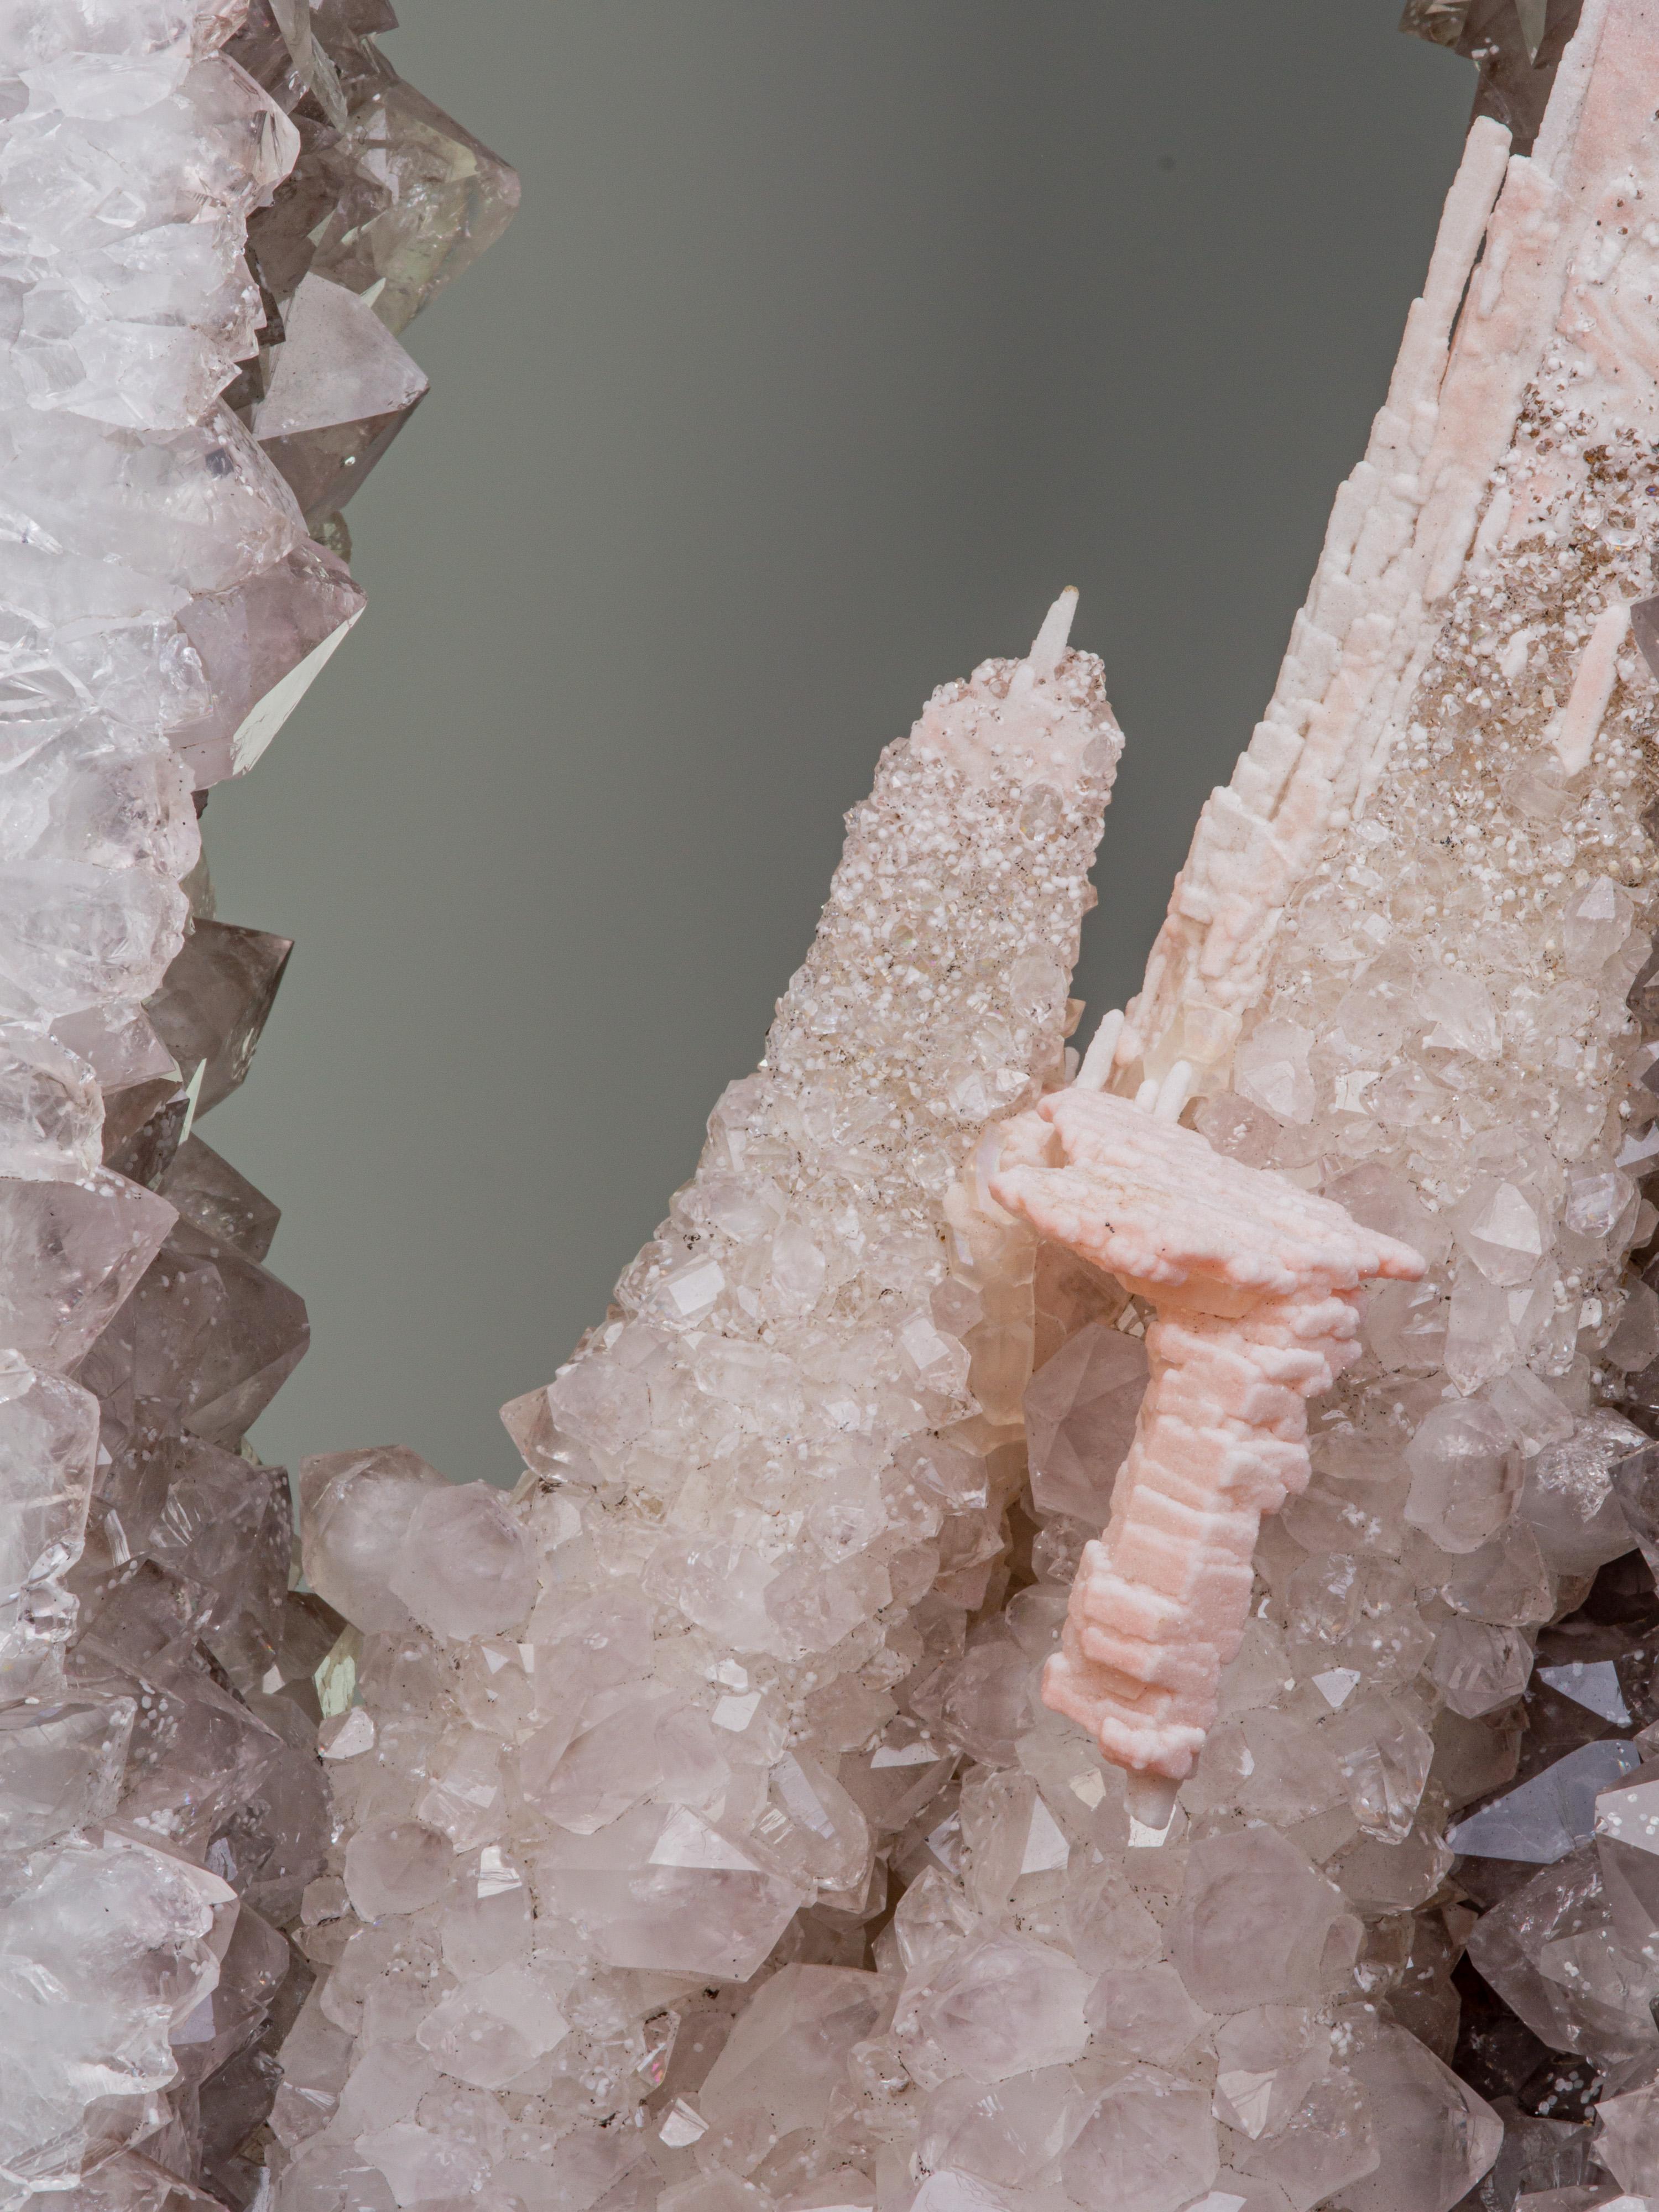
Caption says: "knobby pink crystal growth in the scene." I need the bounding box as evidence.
[990,1088,1423,1800]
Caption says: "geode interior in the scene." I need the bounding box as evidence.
[15,8,1659,2212]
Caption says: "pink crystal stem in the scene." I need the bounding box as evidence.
[990,1087,1423,1811]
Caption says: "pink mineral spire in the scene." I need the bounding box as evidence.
[991,1087,1423,1829]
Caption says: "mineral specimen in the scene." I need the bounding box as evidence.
[24,2,1659,2212]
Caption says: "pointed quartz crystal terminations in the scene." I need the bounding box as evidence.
[0,0,328,2192]
[0,0,515,2192]
[145,918,294,1114]
[249,274,430,528]
[174,541,366,790]
[301,76,522,336]
[990,1086,1423,1798]
[223,0,518,536]
[240,33,521,337]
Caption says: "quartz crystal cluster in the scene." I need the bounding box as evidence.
[0,4,514,2211]
[29,2,1659,2212]
[275,6,1659,2212]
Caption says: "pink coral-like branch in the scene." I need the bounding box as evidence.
[990,1087,1423,1820]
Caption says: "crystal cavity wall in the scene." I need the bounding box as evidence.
[0,6,514,2211]
[281,9,1659,2212]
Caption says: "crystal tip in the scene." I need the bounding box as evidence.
[1124,1770,1180,1841]
[1027,587,1079,678]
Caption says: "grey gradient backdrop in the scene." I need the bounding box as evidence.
[205,4,1474,1488]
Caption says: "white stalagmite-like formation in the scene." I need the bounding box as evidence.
[283,606,1123,2212]
[990,1088,1423,1796]
[0,5,516,2210]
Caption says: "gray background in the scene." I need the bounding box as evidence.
[206,4,1474,1488]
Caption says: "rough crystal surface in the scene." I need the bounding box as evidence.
[282,608,1124,2205]
[32,5,1659,2212]
[272,15,1659,2201]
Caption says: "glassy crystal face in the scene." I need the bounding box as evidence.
[1023,1321,1147,1525]
[1400,0,1586,154]
[248,274,429,527]
[173,541,365,790]
[299,80,521,337]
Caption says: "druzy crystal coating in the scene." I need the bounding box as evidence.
[17,4,1659,2211]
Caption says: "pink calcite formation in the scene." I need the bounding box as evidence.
[992,1089,1423,1801]
[1123,2,1659,1102]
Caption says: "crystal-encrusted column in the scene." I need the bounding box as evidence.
[279,599,1122,2210]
